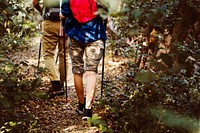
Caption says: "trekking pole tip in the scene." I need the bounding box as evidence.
[65,99,69,103]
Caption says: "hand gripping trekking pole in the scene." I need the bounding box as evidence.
[60,0,68,104]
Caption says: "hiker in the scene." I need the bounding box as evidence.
[60,0,107,119]
[32,0,68,97]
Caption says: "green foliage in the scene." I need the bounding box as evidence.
[99,61,199,132]
[96,0,200,132]
[0,0,36,51]
[0,118,39,133]
[0,0,46,132]
[0,57,48,132]
[0,60,43,107]
[135,70,156,83]
[151,108,200,133]
[88,115,114,133]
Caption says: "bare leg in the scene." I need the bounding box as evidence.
[85,71,97,109]
[74,73,84,104]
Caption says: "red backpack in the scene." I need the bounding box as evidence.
[70,0,97,23]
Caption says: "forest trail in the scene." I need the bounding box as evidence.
[18,36,107,132]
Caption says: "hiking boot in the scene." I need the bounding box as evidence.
[48,81,64,98]
[82,109,92,120]
[76,102,85,115]
[76,98,86,115]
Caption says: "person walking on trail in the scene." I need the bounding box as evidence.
[32,0,68,97]
[60,0,107,120]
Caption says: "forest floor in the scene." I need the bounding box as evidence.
[13,36,117,132]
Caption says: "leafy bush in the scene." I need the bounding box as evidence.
[99,58,199,132]
[0,59,49,132]
[0,0,36,52]
[96,0,200,133]
[0,0,47,132]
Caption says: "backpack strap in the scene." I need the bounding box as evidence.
[43,0,60,21]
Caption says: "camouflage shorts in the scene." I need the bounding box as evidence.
[68,38,104,74]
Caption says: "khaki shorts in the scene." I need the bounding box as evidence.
[68,38,104,74]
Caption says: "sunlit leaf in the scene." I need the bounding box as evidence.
[35,91,48,99]
[135,71,156,83]
[9,121,17,127]
[5,63,15,72]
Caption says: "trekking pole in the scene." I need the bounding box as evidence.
[37,39,42,68]
[63,29,68,103]
[55,43,59,65]
[60,0,68,104]
[101,40,106,98]
[101,18,108,99]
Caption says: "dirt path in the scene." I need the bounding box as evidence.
[22,36,104,132]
